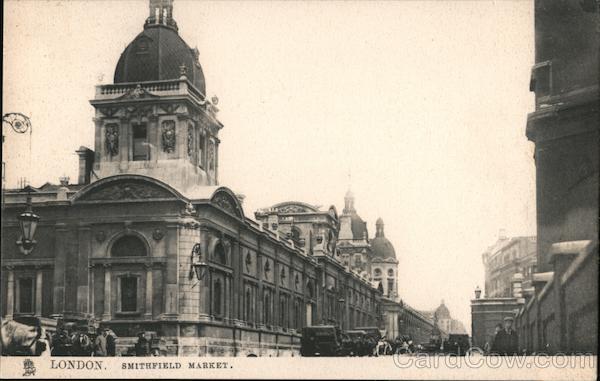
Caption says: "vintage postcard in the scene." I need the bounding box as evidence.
[1,0,598,379]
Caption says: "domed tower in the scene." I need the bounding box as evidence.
[337,189,372,277]
[90,0,222,192]
[371,218,399,300]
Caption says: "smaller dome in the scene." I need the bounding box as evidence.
[371,236,397,260]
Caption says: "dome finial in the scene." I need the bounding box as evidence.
[343,187,355,214]
[375,218,384,237]
[147,0,177,30]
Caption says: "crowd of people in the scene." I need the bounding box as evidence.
[51,326,117,356]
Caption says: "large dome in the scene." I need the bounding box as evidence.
[371,218,396,260]
[114,24,206,95]
[434,300,451,320]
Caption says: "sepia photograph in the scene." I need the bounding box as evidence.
[1,0,598,379]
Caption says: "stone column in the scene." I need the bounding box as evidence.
[77,224,91,315]
[89,265,95,316]
[93,117,103,166]
[52,223,68,317]
[197,227,211,321]
[35,268,43,317]
[145,263,153,319]
[162,223,179,319]
[5,267,15,320]
[257,251,264,326]
[224,274,231,321]
[102,264,112,321]
[148,114,159,162]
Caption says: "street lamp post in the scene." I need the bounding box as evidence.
[16,194,40,255]
[2,112,33,210]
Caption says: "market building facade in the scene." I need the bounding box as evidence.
[1,0,384,356]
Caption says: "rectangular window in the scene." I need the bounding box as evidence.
[132,123,149,161]
[120,277,138,312]
[18,278,34,313]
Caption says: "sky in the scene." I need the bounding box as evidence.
[3,0,536,331]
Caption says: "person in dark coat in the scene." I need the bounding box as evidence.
[491,317,519,355]
[135,332,150,356]
[106,330,116,357]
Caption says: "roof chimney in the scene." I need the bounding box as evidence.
[498,228,507,240]
[76,146,95,185]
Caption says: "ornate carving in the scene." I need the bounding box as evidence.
[245,252,252,273]
[80,180,175,201]
[161,120,176,153]
[187,124,194,157]
[264,260,271,280]
[120,84,157,100]
[95,230,107,243]
[182,202,197,216]
[99,107,119,118]
[277,205,308,214]
[152,228,164,241]
[280,267,286,285]
[158,103,181,115]
[105,124,119,156]
[124,105,153,120]
[212,193,237,216]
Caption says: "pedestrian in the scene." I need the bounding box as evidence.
[491,317,518,355]
[93,328,107,357]
[135,332,150,356]
[106,330,117,356]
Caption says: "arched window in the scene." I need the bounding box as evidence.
[387,269,394,277]
[111,235,147,257]
[214,242,226,265]
[213,279,222,316]
[374,268,382,278]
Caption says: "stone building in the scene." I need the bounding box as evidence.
[471,231,534,351]
[370,218,399,301]
[336,191,399,301]
[515,0,598,354]
[0,0,384,356]
[482,231,537,298]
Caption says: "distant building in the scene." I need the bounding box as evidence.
[336,190,399,301]
[482,231,536,298]
[421,300,467,339]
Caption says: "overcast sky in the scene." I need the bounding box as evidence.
[3,0,536,331]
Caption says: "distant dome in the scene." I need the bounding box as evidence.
[114,22,206,95]
[371,218,396,260]
[434,300,451,320]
